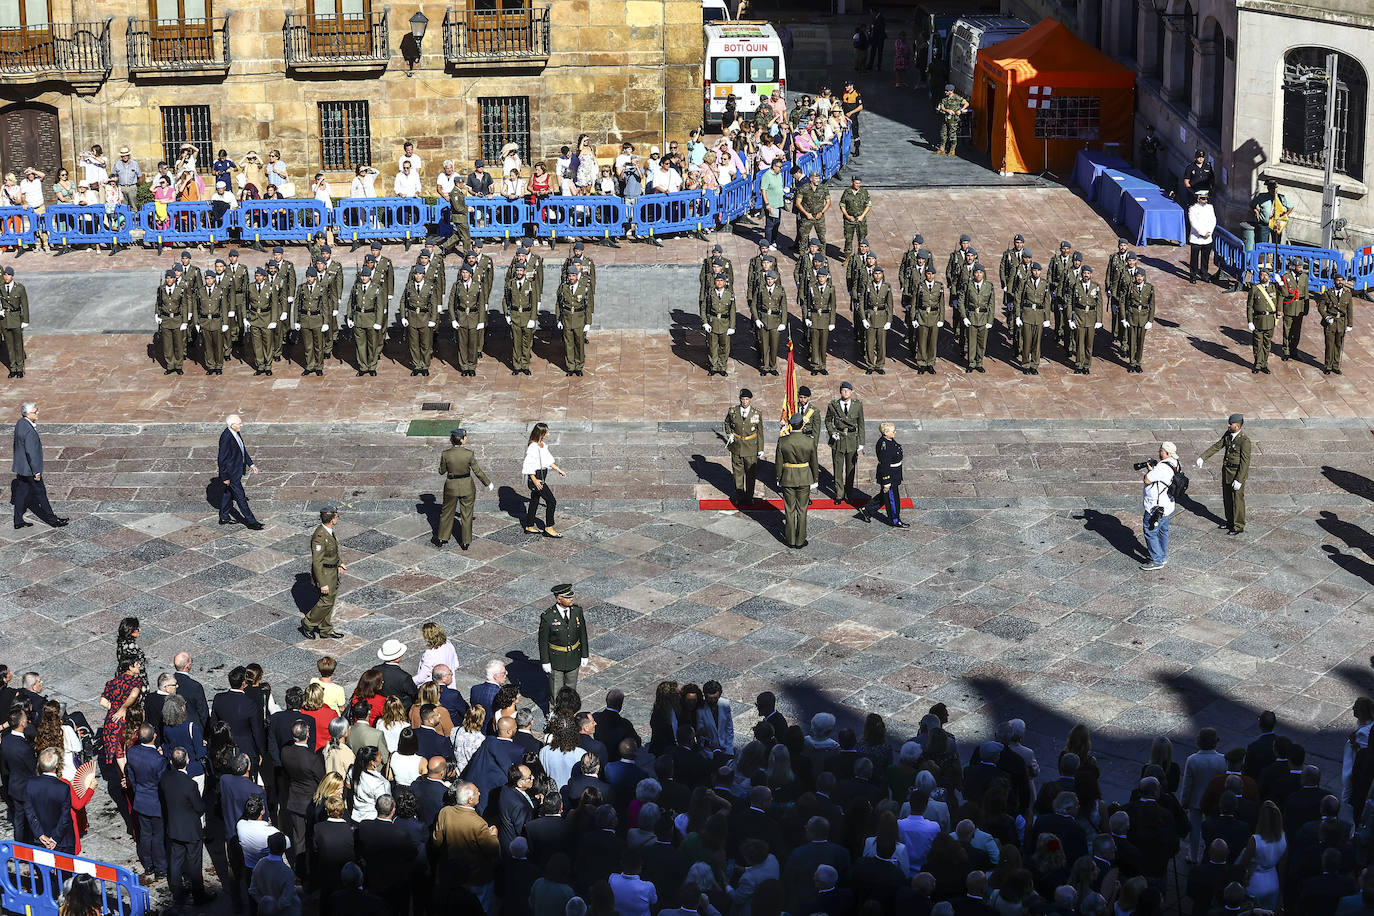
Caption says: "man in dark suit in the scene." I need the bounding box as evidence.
[173,653,210,732]
[1202,792,1253,863]
[797,864,854,916]
[281,722,325,858]
[835,757,889,810]
[463,717,522,814]
[12,402,68,529]
[14,672,44,733]
[268,688,316,766]
[730,786,788,861]
[1301,847,1359,916]
[573,805,625,894]
[500,837,542,916]
[525,794,574,868]
[593,689,641,762]
[125,724,169,878]
[355,794,414,911]
[756,691,788,743]
[25,748,73,853]
[311,794,356,914]
[217,414,263,528]
[414,705,454,761]
[497,764,536,853]
[512,710,543,757]
[411,757,451,827]
[1028,791,1090,865]
[219,753,264,835]
[0,706,35,841]
[329,862,385,916]
[1282,765,1328,839]
[641,814,690,897]
[469,659,507,724]
[1245,711,1279,781]
[212,666,267,774]
[561,752,611,809]
[375,640,419,708]
[431,664,469,723]
[606,739,650,815]
[160,748,215,905]
[144,673,177,734]
[669,726,711,789]
[576,711,609,767]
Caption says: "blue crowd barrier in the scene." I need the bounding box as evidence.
[136,202,232,248]
[841,129,853,164]
[1249,243,1346,293]
[821,140,841,177]
[750,167,794,210]
[235,199,328,243]
[0,841,149,916]
[462,198,532,239]
[332,196,430,243]
[715,178,753,223]
[796,150,822,179]
[633,191,716,236]
[1212,226,1249,283]
[534,195,626,238]
[44,204,134,247]
[1350,248,1374,291]
[0,207,38,248]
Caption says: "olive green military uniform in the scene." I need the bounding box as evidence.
[504,272,539,372]
[450,275,487,372]
[775,427,816,547]
[295,279,330,373]
[804,277,835,373]
[1069,276,1104,372]
[753,282,787,372]
[402,274,438,371]
[846,255,875,344]
[898,246,924,314]
[1111,258,1137,346]
[1016,276,1052,371]
[349,279,386,373]
[437,444,491,548]
[155,281,189,372]
[781,401,821,480]
[1200,428,1252,533]
[963,277,995,370]
[1246,279,1279,371]
[0,279,26,374]
[1122,278,1155,370]
[839,186,871,259]
[724,403,766,504]
[245,277,275,372]
[1279,267,1309,359]
[222,261,249,357]
[1320,283,1355,373]
[320,259,344,355]
[936,92,969,155]
[196,279,227,373]
[1006,260,1033,337]
[701,283,736,374]
[1104,249,1130,343]
[824,395,865,500]
[476,251,494,306]
[271,259,296,362]
[444,187,472,254]
[910,277,945,371]
[746,253,770,313]
[998,245,1024,308]
[796,183,829,250]
[304,522,341,635]
[862,276,894,372]
[557,273,593,373]
[701,254,735,309]
[1047,252,1074,345]
[539,601,589,696]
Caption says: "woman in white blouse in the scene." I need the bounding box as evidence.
[522,422,566,537]
[413,620,460,686]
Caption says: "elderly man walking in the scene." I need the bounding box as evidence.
[13,402,68,530]
[218,414,264,530]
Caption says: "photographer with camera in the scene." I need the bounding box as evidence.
[1139,441,1181,570]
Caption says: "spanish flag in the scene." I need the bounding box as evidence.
[780,338,798,423]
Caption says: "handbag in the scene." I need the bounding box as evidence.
[277,181,296,198]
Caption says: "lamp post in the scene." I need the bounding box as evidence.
[406,10,428,72]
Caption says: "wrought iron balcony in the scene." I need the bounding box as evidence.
[283,8,389,71]
[0,19,112,91]
[127,14,231,74]
[442,5,549,68]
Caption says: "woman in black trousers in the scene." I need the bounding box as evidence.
[522,422,567,537]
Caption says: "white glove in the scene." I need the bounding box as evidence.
[179,322,188,331]
[1325,317,1332,325]
[220,324,229,333]
[526,320,535,329]
[228,311,236,318]
[727,328,735,336]
[583,329,590,338]
[862,319,870,329]
[831,433,839,441]
[805,319,813,327]
[1144,322,1152,330]
[541,663,552,673]
[936,321,944,328]
[985,324,993,329]
[1069,321,1077,330]
[755,319,764,328]
[267,322,277,329]
[487,483,494,491]
[286,298,294,305]
[1043,320,1051,328]
[402,317,409,327]
[347,318,355,328]
[1196,457,1204,468]
[828,324,835,331]
[506,315,513,324]
[373,323,382,331]
[1232,480,1242,491]
[557,321,563,330]
[726,433,735,445]
[1015,317,1022,327]
[477,322,485,330]
[427,321,436,328]
[321,324,329,333]
[883,322,891,330]
[1248,322,1255,332]
[856,445,863,453]
[757,451,764,459]
[777,324,785,332]
[963,318,971,327]
[451,320,459,329]
[579,658,589,669]
[293,323,301,331]
[1094,322,1102,329]
[279,312,287,321]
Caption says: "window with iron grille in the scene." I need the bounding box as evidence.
[478,96,530,164]
[319,100,372,171]
[160,105,213,171]
[1280,49,1366,181]
[1032,94,1101,141]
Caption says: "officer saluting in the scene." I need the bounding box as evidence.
[435,427,492,550]
[540,583,589,696]
[1196,413,1251,535]
[301,507,346,640]
[775,413,816,548]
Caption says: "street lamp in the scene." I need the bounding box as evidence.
[405,10,428,71]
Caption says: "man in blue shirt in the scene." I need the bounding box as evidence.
[212,149,237,192]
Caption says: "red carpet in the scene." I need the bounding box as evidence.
[699,497,915,511]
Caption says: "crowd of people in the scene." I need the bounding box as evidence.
[5,615,1374,916]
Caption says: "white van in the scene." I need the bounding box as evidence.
[702,0,731,23]
[947,15,1029,99]
[703,21,787,127]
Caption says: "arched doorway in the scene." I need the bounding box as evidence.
[0,104,61,194]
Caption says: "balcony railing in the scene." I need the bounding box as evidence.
[443,5,550,64]
[283,8,389,67]
[0,19,111,85]
[127,14,231,73]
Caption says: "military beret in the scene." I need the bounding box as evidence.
[320,507,337,520]
[1020,249,1033,259]
[164,269,177,279]
[172,263,184,272]
[566,264,581,273]
[416,249,430,259]
[228,249,240,257]
[315,254,327,263]
[551,583,574,598]
[411,266,425,275]
[911,234,924,244]
[1013,234,1024,242]
[459,264,473,273]
[1126,252,1138,261]
[812,255,825,265]
[472,238,485,247]
[761,254,776,263]
[254,267,267,277]
[865,253,877,261]
[859,237,870,247]
[363,254,376,264]
[790,413,805,429]
[517,237,532,249]
[1071,251,1083,262]
[265,261,277,269]
[464,250,478,260]
[758,240,770,250]
[1059,240,1071,249]
[320,245,332,254]
[1133,267,1146,277]
[815,269,829,278]
[840,380,853,391]
[739,388,753,399]
[1194,149,1205,158]
[272,246,284,255]
[918,249,932,260]
[568,255,582,263]
[972,263,986,273]
[452,427,467,438]
[358,267,373,278]
[1031,262,1043,271]
[573,241,586,251]
[945,83,955,91]
[214,258,226,267]
[711,257,724,267]
[808,238,820,247]
[966,249,978,258]
[923,265,937,274]
[1118,237,1130,246]
[1081,265,1093,275]
[370,241,383,251]
[959,234,972,243]
[712,244,724,253]
[1228,413,1243,425]
[765,271,779,281]
[798,385,811,396]
[179,250,192,259]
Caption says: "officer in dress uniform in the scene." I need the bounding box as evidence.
[504,263,539,376]
[775,413,815,548]
[348,267,385,377]
[1123,267,1155,373]
[222,249,248,359]
[557,263,593,377]
[435,428,492,549]
[402,265,437,376]
[724,389,765,507]
[1007,249,1033,341]
[1246,267,1279,374]
[898,234,926,319]
[155,269,188,375]
[824,381,865,503]
[540,584,590,696]
[444,182,472,255]
[1279,259,1309,362]
[1047,241,1074,346]
[753,271,787,376]
[369,241,395,307]
[804,269,835,375]
[1104,239,1131,344]
[1068,265,1103,375]
[781,385,821,486]
[450,263,486,377]
[300,507,346,640]
[245,267,275,376]
[745,242,771,314]
[910,265,944,374]
[862,266,894,374]
[1016,262,1051,375]
[269,246,296,362]
[264,260,286,364]
[702,244,734,307]
[1319,272,1355,375]
[197,269,226,376]
[319,246,344,357]
[962,264,995,372]
[294,266,328,377]
[473,238,495,308]
[999,234,1026,312]
[1197,413,1251,535]
[701,272,736,377]
[1114,252,1139,348]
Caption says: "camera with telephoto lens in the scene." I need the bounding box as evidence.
[1147,505,1165,529]
[1133,459,1158,471]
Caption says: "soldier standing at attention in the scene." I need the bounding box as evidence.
[824,380,865,503]
[862,266,894,374]
[1016,262,1051,375]
[701,272,736,377]
[935,84,970,156]
[1196,413,1251,535]
[1122,266,1155,373]
[804,268,835,375]
[348,266,385,377]
[444,180,471,255]
[319,246,344,357]
[746,242,771,314]
[795,172,830,252]
[264,260,286,365]
[450,263,486,377]
[294,266,328,377]
[795,237,823,300]
[473,238,495,308]
[1278,259,1309,362]
[963,264,995,373]
[435,428,492,550]
[1104,239,1131,345]
[775,413,816,548]
[269,246,296,363]
[402,265,437,376]
[724,389,765,507]
[1007,248,1033,339]
[946,234,973,349]
[369,241,395,308]
[1047,241,1074,347]
[557,263,593,377]
[898,235,925,323]
[300,507,346,641]
[910,265,944,375]
[1319,272,1355,375]
[753,271,787,376]
[1114,252,1139,349]
[246,267,275,376]
[504,263,538,376]
[1061,251,1085,348]
[999,234,1026,314]
[1068,265,1103,375]
[222,249,248,360]
[156,269,189,376]
[540,584,589,695]
[197,269,226,376]
[1246,266,1279,374]
[781,385,821,486]
[701,244,734,305]
[839,176,871,262]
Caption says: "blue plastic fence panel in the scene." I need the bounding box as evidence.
[633,191,716,236]
[45,205,134,246]
[135,202,231,247]
[234,199,329,243]
[0,841,150,916]
[0,207,37,248]
[332,196,431,243]
[460,198,532,239]
[534,196,627,238]
[715,178,754,223]
[1211,226,1248,282]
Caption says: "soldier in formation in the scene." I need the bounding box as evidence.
[723,388,765,507]
[1320,272,1354,375]
[1246,266,1279,374]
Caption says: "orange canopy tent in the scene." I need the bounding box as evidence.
[974,19,1135,175]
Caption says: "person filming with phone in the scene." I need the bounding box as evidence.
[1138,441,1181,570]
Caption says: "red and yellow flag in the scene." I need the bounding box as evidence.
[781,338,798,423]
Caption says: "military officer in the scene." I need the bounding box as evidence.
[504,263,539,376]
[775,413,815,548]
[539,584,590,696]
[443,181,472,255]
[701,243,735,304]
[557,263,593,377]
[1278,259,1309,362]
[1246,266,1279,374]
[450,263,487,377]
[369,241,395,305]
[1047,241,1074,346]
[1113,252,1139,348]
[795,237,823,296]
[999,234,1026,310]
[910,265,944,374]
[1122,267,1155,373]
[154,269,188,375]
[1007,248,1034,332]
[567,241,597,297]
[963,263,995,372]
[1016,262,1052,375]
[935,84,970,156]
[781,384,821,485]
[178,250,203,295]
[753,271,787,376]
[300,507,346,640]
[1319,272,1355,375]
[1068,265,1104,375]
[702,256,730,318]
[473,238,495,306]
[1196,413,1251,535]
[724,389,766,506]
[0,267,27,378]
[318,246,344,356]
[898,235,926,315]
[348,266,385,377]
[804,268,836,375]
[849,251,879,345]
[702,272,737,377]
[263,260,287,364]
[435,427,493,549]
[197,269,227,376]
[1059,251,1085,347]
[269,246,297,362]
[245,267,276,376]
[824,380,865,503]
[861,266,894,374]
[795,172,830,250]
[839,176,871,261]
[306,231,328,268]
[294,266,329,377]
[221,250,248,359]
[402,265,438,376]
[745,241,771,312]
[1104,239,1131,344]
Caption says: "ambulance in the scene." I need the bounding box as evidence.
[703,21,787,128]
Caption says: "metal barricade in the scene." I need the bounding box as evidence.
[632,191,716,236]
[714,178,753,223]
[0,841,149,916]
[534,195,626,238]
[332,196,430,243]
[234,199,329,243]
[0,207,38,248]
[44,205,134,247]
[136,202,233,248]
[1212,226,1249,283]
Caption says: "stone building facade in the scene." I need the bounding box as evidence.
[0,0,702,188]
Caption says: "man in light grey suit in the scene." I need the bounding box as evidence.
[12,403,67,530]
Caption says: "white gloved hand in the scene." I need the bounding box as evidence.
[373,323,382,331]
[936,321,944,328]
[831,433,839,441]
[755,319,764,328]
[757,450,764,459]
[1232,480,1242,491]
[293,323,301,331]
[402,318,410,327]
[1043,320,1051,328]
[1248,322,1255,332]
[476,322,485,330]
[827,324,835,331]
[267,322,277,329]
[856,445,863,453]
[1094,322,1102,329]
[727,328,735,336]
[805,319,813,327]
[963,318,971,327]
[427,321,436,328]
[557,321,563,330]
[579,658,589,669]
[1144,322,1152,329]
[862,319,871,329]
[726,433,735,445]
[1195,457,1204,468]
[486,482,494,491]
[1069,321,1078,330]
[179,322,188,331]
[347,318,355,328]
[221,324,229,333]
[228,311,236,318]
[883,322,891,330]
[1325,317,1332,325]
[777,324,785,332]
[287,298,294,305]
[526,320,535,329]
[541,663,552,673]
[986,323,993,329]
[321,324,329,332]
[451,320,459,329]
[1015,317,1022,327]
[279,312,287,321]
[506,315,513,324]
